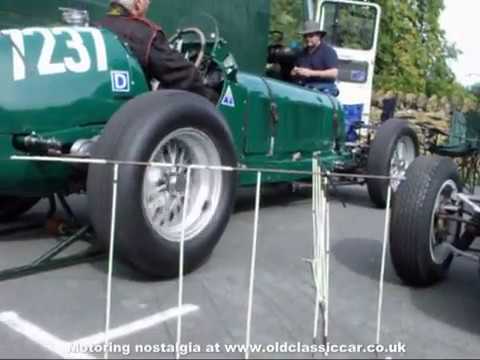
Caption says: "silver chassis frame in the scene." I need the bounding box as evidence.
[445,192,480,263]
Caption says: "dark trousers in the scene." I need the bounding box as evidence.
[306,82,340,97]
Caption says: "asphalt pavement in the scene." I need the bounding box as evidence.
[0,184,479,359]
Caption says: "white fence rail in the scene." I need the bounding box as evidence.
[10,155,396,359]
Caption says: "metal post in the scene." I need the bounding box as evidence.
[245,172,262,360]
[313,160,322,341]
[320,178,328,354]
[312,159,330,355]
[104,164,119,360]
[376,184,393,348]
[324,196,330,352]
[176,167,192,360]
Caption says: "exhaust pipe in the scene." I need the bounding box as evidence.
[15,134,99,158]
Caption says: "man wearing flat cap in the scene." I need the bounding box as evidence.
[291,20,339,96]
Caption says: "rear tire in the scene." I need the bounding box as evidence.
[390,155,461,286]
[0,196,40,222]
[367,119,419,208]
[87,91,237,278]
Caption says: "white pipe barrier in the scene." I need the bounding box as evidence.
[10,155,399,359]
[245,172,262,360]
[311,159,331,355]
[104,164,119,360]
[176,167,192,360]
[376,185,393,349]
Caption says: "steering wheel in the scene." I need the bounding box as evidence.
[169,27,207,68]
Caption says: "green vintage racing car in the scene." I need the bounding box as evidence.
[0,4,418,278]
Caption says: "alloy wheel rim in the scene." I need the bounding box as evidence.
[429,180,458,265]
[142,128,222,243]
[390,136,416,191]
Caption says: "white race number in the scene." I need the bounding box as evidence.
[1,29,26,81]
[1,27,108,81]
[24,27,66,76]
[54,28,91,73]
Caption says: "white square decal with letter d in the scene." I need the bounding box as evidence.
[111,71,130,93]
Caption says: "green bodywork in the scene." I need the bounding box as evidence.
[0,1,350,197]
[0,0,270,75]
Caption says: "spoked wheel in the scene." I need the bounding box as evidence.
[142,128,223,243]
[390,156,462,286]
[367,119,419,208]
[88,90,237,278]
[389,136,417,192]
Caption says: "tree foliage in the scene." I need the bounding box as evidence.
[372,0,461,97]
[270,0,304,45]
[471,83,480,97]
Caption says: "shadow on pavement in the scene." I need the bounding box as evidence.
[234,184,311,213]
[332,237,400,285]
[233,183,377,214]
[334,237,480,335]
[328,185,378,210]
[408,259,480,335]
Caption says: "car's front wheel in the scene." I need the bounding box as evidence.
[390,156,461,286]
[367,119,419,208]
[87,90,237,278]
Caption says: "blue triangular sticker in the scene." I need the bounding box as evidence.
[221,86,236,108]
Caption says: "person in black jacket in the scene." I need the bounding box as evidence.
[98,0,213,100]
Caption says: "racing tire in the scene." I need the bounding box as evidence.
[87,90,237,278]
[390,155,461,287]
[0,196,40,222]
[367,118,419,208]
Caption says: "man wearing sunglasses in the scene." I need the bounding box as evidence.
[291,20,339,96]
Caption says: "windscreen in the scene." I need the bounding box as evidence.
[321,1,378,51]
[174,12,221,52]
